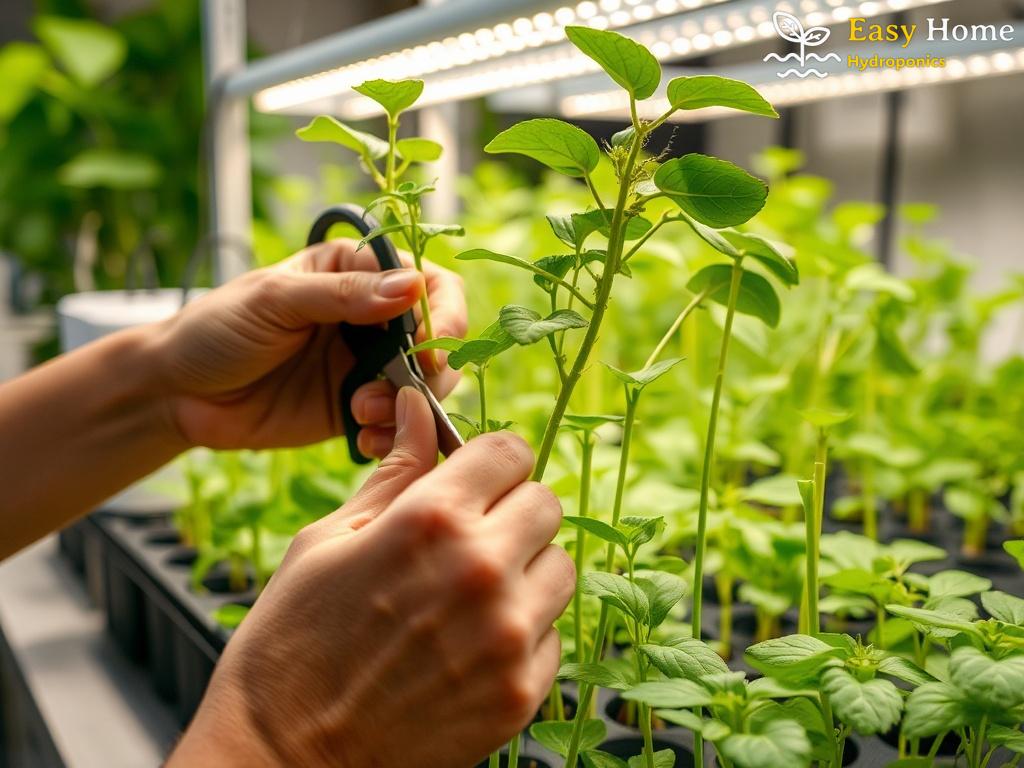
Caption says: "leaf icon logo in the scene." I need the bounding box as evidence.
[803,27,831,47]
[773,11,805,43]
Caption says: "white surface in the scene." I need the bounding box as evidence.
[0,537,179,768]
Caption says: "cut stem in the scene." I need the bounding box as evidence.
[804,429,828,636]
[573,435,595,664]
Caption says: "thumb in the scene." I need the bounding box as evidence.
[262,268,424,328]
[334,387,439,530]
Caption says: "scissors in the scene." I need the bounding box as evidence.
[307,204,465,465]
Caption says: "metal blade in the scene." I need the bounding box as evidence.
[382,355,465,457]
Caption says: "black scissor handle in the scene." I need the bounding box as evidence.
[306,204,415,464]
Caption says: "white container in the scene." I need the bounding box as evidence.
[57,289,202,514]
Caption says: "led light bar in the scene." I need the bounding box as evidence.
[557,23,1024,121]
[251,0,955,117]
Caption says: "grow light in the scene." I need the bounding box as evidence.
[247,0,955,117]
[557,23,1024,121]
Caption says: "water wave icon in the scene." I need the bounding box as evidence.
[763,12,839,79]
[777,68,829,79]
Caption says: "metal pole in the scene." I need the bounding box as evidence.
[877,87,903,270]
[202,0,252,282]
[420,0,460,222]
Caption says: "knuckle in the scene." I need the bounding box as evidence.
[496,670,536,723]
[406,501,464,543]
[333,273,360,304]
[549,547,577,603]
[476,432,534,476]
[454,547,504,596]
[524,482,562,534]
[488,615,532,661]
[251,271,287,305]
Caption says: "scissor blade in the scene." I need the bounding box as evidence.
[382,355,466,457]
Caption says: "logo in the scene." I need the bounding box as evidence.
[764,11,841,79]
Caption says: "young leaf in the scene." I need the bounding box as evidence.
[396,137,442,162]
[885,605,981,638]
[499,305,589,345]
[622,680,712,709]
[407,337,465,355]
[628,750,675,768]
[981,591,1024,626]
[611,126,636,148]
[353,79,424,119]
[563,516,628,549]
[456,249,593,305]
[877,656,936,687]
[987,725,1024,754]
[295,115,389,160]
[1005,540,1024,570]
[800,409,853,429]
[35,15,126,88]
[59,149,162,190]
[639,638,730,680]
[604,358,684,390]
[821,668,902,736]
[720,231,799,286]
[928,570,992,599]
[948,646,1024,709]
[620,516,665,548]
[717,718,811,768]
[635,571,688,628]
[485,118,600,178]
[559,661,634,690]
[564,26,661,100]
[655,154,768,228]
[581,572,650,624]
[531,719,606,757]
[902,682,971,739]
[687,265,781,328]
[745,635,845,680]
[666,75,778,118]
[582,751,629,768]
[562,414,624,432]
[447,339,502,370]
[742,474,802,507]
[212,603,250,630]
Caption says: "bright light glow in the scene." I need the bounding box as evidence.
[254,0,960,115]
[560,47,1024,122]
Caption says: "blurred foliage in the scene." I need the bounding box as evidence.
[0,0,286,304]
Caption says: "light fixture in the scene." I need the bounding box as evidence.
[252,0,955,117]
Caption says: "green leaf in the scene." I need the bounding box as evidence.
[499,305,588,345]
[448,339,501,370]
[559,661,634,690]
[296,115,389,160]
[949,646,1024,709]
[981,591,1024,626]
[639,638,729,681]
[581,572,649,624]
[655,709,707,732]
[902,682,971,739]
[987,725,1024,754]
[877,656,936,687]
[620,517,665,548]
[742,474,802,507]
[718,718,811,768]
[561,414,624,432]
[565,26,661,100]
[407,337,465,354]
[212,603,250,630]
[1005,540,1024,570]
[582,751,629,768]
[666,76,778,118]
[563,516,628,549]
[604,358,684,390]
[745,635,845,681]
[456,249,591,303]
[352,78,423,119]
[886,604,981,638]
[531,719,606,757]
[687,265,781,328]
[628,750,675,768]
[655,154,768,229]
[720,231,799,286]
[821,667,902,736]
[843,263,915,302]
[35,15,126,88]
[623,680,712,709]
[0,43,49,122]
[611,127,636,148]
[635,571,687,628]
[59,149,162,190]
[800,409,853,429]
[396,137,442,162]
[485,118,600,178]
[929,570,992,599]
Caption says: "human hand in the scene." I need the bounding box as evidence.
[154,239,466,454]
[169,388,574,768]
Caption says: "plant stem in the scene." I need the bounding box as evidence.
[875,604,886,649]
[508,733,521,767]
[908,487,929,534]
[644,288,711,368]
[692,260,743,638]
[385,116,398,191]
[804,429,827,636]
[405,202,434,340]
[690,257,744,768]
[476,365,488,432]
[488,752,500,768]
[862,361,878,540]
[573,435,595,664]
[719,572,734,659]
[532,122,644,483]
[821,695,840,768]
[562,391,639,768]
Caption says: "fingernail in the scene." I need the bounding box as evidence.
[394,387,411,440]
[377,269,420,299]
